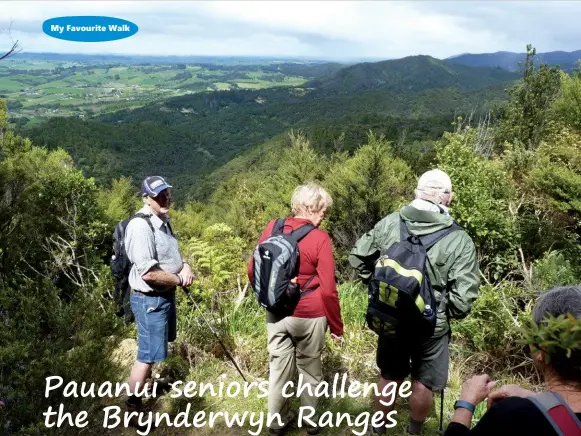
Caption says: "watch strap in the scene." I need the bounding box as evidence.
[454,400,476,414]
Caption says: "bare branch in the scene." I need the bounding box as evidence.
[39,195,101,289]
[1,21,22,61]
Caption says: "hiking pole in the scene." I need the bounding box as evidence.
[437,388,445,435]
[181,286,247,382]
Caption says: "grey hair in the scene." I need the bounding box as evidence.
[532,286,581,324]
[291,182,333,215]
[415,188,452,206]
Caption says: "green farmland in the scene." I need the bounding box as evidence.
[1,57,311,127]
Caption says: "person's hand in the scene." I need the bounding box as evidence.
[0,399,5,409]
[331,333,344,346]
[459,374,497,406]
[179,263,195,287]
[487,384,535,409]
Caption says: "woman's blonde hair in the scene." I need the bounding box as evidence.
[291,182,333,216]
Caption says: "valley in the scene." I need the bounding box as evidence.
[9,54,520,201]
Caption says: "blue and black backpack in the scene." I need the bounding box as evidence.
[251,218,315,317]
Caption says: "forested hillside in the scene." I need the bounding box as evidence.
[1,46,580,435]
[309,55,517,94]
[22,55,517,201]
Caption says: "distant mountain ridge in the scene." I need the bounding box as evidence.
[446,49,581,72]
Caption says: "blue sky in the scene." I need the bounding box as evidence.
[1,1,581,61]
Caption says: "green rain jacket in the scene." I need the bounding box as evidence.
[349,204,480,338]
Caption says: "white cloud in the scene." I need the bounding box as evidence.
[1,1,580,60]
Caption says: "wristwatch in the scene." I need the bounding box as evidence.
[453,400,476,414]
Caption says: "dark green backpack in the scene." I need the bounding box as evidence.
[366,218,461,340]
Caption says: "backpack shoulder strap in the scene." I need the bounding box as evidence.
[399,216,412,242]
[271,218,286,236]
[166,220,175,237]
[131,212,155,234]
[127,213,157,260]
[529,392,581,436]
[290,223,316,243]
[420,221,462,251]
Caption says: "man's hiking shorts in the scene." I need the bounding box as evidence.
[131,291,176,363]
[376,333,449,391]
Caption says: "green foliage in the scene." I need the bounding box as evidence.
[182,223,246,298]
[210,174,278,242]
[0,279,124,433]
[4,47,581,435]
[392,139,438,174]
[0,143,109,288]
[310,55,518,95]
[325,132,414,274]
[170,201,209,240]
[207,131,326,243]
[528,128,581,216]
[532,250,579,291]
[0,128,33,157]
[452,283,534,374]
[437,126,517,276]
[518,314,581,361]
[0,117,123,432]
[97,177,141,225]
[277,130,329,188]
[552,70,581,130]
[496,45,562,151]
[0,98,7,130]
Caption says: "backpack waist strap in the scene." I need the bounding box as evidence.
[299,275,318,298]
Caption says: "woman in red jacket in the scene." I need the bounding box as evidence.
[248,182,344,436]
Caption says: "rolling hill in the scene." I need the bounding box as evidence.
[309,55,518,94]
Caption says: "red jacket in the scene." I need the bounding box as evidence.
[248,217,343,337]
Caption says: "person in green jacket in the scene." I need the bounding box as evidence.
[349,169,480,435]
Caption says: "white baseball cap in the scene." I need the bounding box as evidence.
[416,169,452,193]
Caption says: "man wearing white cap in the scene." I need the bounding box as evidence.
[349,169,479,435]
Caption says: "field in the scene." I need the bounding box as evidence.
[0,57,310,127]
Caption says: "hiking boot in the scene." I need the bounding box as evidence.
[145,376,175,397]
[405,423,424,435]
[268,410,296,435]
[405,424,421,435]
[306,424,320,435]
[126,400,147,432]
[155,376,175,394]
